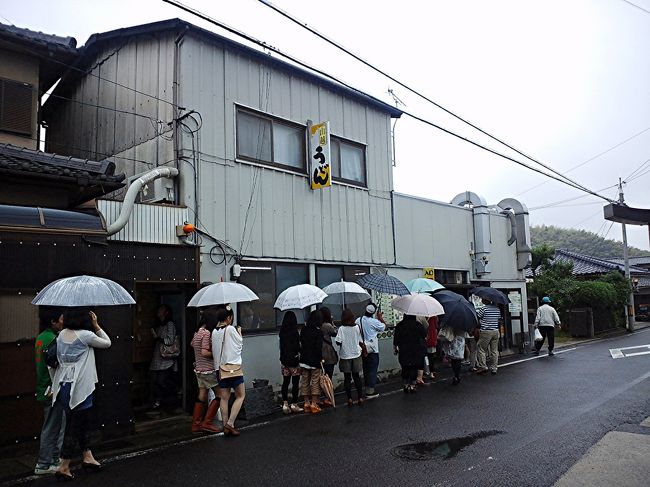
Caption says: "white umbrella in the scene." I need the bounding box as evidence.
[187,282,258,307]
[391,293,445,317]
[322,281,371,306]
[31,275,135,307]
[274,284,327,311]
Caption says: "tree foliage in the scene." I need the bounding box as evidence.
[530,244,555,277]
[530,225,647,259]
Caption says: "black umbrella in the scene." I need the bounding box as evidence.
[430,290,478,332]
[470,286,510,305]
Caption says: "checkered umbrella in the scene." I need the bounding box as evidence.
[356,273,410,296]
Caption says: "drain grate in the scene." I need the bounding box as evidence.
[390,430,504,461]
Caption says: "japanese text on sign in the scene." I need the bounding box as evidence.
[309,121,331,190]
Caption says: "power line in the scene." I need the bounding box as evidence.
[163,0,613,202]
[620,0,650,14]
[623,155,650,182]
[256,0,602,197]
[528,184,618,210]
[516,126,650,196]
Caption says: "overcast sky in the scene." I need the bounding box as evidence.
[3,0,649,250]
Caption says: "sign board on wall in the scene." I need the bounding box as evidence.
[423,268,435,280]
[309,121,331,190]
[508,292,522,316]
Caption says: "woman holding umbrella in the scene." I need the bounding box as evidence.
[52,309,111,480]
[393,314,427,393]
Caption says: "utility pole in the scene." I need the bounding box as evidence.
[618,178,635,332]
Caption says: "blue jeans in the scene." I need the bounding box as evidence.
[36,401,66,468]
[362,352,380,394]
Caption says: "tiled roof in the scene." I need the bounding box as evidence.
[526,249,650,278]
[0,143,125,186]
[0,22,77,52]
[607,256,650,266]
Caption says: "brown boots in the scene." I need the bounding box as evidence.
[192,402,205,433]
[201,400,222,433]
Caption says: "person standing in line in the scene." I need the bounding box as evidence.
[319,307,338,407]
[415,315,429,385]
[279,311,303,414]
[149,304,178,410]
[356,304,385,398]
[299,310,324,414]
[212,308,245,436]
[53,309,111,481]
[534,296,561,356]
[476,299,502,375]
[190,308,221,433]
[335,309,365,406]
[34,307,66,476]
[466,327,479,372]
[442,327,466,385]
[393,314,427,393]
[425,315,439,380]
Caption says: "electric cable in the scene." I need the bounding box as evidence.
[256,0,605,197]
[163,0,614,202]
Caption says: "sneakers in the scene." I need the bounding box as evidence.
[548,350,555,356]
[365,392,379,399]
[490,369,497,375]
[34,465,58,475]
[290,404,303,413]
[282,404,291,415]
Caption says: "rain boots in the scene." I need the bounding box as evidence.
[192,402,205,433]
[201,400,222,433]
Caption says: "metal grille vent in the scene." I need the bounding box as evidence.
[0,78,33,136]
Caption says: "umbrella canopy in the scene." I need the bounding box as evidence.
[31,275,135,307]
[391,293,444,316]
[406,278,445,294]
[356,273,410,296]
[431,290,478,332]
[274,284,327,311]
[321,281,371,305]
[187,282,258,307]
[470,286,510,305]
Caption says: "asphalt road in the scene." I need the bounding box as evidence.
[23,329,650,487]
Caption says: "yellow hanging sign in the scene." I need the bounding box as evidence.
[423,268,436,280]
[309,121,331,190]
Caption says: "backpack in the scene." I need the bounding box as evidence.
[43,339,59,369]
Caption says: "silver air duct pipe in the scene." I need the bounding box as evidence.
[106,167,180,236]
[497,198,532,270]
[451,191,491,277]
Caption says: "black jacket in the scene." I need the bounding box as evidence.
[279,329,300,368]
[299,325,323,368]
[393,316,427,366]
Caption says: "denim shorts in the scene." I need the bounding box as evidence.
[218,376,244,389]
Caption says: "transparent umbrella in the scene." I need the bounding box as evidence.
[274,284,327,311]
[31,275,135,307]
[187,282,258,307]
[391,293,445,316]
[322,281,371,307]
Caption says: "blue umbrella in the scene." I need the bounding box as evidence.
[356,273,410,296]
[431,290,478,332]
[470,286,510,305]
[406,278,445,294]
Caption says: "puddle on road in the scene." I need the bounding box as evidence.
[390,430,504,461]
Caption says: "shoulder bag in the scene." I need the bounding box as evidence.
[160,322,181,359]
[44,339,59,369]
[218,326,244,380]
[358,319,369,359]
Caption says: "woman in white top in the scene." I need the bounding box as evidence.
[53,308,111,481]
[334,309,364,406]
[211,307,245,436]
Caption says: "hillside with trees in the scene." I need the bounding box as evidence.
[530,225,647,259]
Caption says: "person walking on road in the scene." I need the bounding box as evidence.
[476,299,501,375]
[34,307,66,476]
[335,309,365,406]
[299,310,324,414]
[356,304,385,398]
[53,309,111,481]
[190,308,221,433]
[279,311,303,414]
[393,314,427,393]
[212,308,245,436]
[534,296,561,356]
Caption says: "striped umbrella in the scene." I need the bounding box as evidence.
[356,273,410,296]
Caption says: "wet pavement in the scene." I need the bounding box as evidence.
[10,328,650,487]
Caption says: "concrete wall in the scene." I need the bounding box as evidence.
[0,49,39,149]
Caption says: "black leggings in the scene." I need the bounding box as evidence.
[450,358,462,379]
[61,406,92,459]
[281,375,300,403]
[344,372,363,400]
[427,353,436,373]
[401,365,419,385]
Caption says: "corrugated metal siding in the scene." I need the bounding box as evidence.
[179,34,395,265]
[488,213,521,280]
[97,200,189,245]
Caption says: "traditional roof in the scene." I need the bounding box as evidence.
[0,143,125,208]
[0,22,77,51]
[526,249,649,278]
[607,256,650,267]
[77,18,402,118]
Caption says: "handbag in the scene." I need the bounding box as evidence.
[159,323,181,359]
[534,328,543,342]
[438,326,455,342]
[44,339,59,369]
[358,318,369,359]
[218,326,244,380]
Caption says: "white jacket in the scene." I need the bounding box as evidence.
[535,304,561,327]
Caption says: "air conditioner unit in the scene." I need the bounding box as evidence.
[139,176,175,203]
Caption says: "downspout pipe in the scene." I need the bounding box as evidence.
[106,167,180,236]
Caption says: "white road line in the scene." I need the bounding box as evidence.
[609,344,650,359]
[624,350,650,358]
[610,349,625,359]
[498,348,577,368]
